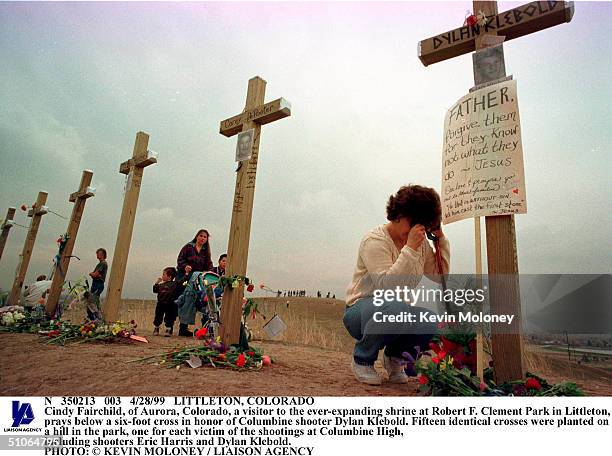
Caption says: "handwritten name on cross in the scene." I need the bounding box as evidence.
[418,1,574,66]
[104,132,156,322]
[218,76,291,346]
[45,170,95,317]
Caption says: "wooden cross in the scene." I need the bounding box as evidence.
[218,76,291,346]
[419,1,573,383]
[8,191,48,305]
[45,170,95,316]
[103,132,157,322]
[0,207,17,263]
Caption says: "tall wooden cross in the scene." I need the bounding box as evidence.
[218,76,291,346]
[8,191,48,305]
[418,1,574,383]
[104,132,157,322]
[0,207,17,263]
[45,170,95,316]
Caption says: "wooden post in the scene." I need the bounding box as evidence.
[45,170,95,317]
[8,192,48,305]
[103,132,157,322]
[472,0,524,384]
[0,207,17,263]
[218,77,291,346]
[418,1,574,382]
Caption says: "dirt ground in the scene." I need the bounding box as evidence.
[0,333,419,396]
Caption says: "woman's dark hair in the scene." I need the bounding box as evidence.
[386,185,442,230]
[191,229,210,244]
[190,229,211,263]
[96,248,107,259]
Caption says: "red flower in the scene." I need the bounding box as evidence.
[195,328,208,339]
[48,330,60,337]
[20,204,27,211]
[236,353,246,367]
[246,351,255,356]
[246,284,254,292]
[436,322,446,329]
[525,378,542,390]
[418,375,429,385]
[262,355,271,366]
[479,382,486,392]
[466,14,478,26]
[432,351,447,365]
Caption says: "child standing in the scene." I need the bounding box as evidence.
[87,248,107,320]
[153,267,178,337]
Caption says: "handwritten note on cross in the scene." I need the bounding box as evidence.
[418,1,574,383]
[104,132,157,322]
[218,76,291,346]
[8,191,48,305]
[45,170,95,316]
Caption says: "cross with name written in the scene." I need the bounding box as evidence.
[8,191,49,305]
[45,170,96,317]
[418,1,574,383]
[218,76,291,346]
[104,132,157,322]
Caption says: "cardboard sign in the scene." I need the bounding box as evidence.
[442,79,527,224]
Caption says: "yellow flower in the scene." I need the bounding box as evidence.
[440,356,454,371]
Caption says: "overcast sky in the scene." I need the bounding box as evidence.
[1,1,610,300]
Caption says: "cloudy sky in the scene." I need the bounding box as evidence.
[1,1,610,300]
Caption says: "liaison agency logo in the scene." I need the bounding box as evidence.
[3,400,42,433]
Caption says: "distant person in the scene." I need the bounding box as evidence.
[212,253,227,277]
[344,184,450,386]
[317,291,321,298]
[87,248,107,320]
[332,294,336,299]
[326,292,330,298]
[22,275,51,307]
[153,267,178,337]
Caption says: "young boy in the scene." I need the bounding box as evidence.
[87,248,107,320]
[153,267,178,337]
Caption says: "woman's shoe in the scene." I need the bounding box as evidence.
[351,359,382,385]
[153,326,160,336]
[383,354,409,384]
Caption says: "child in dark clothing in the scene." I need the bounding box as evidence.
[153,267,178,337]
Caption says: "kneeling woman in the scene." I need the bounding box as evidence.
[344,184,450,385]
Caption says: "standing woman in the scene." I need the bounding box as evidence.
[175,229,213,336]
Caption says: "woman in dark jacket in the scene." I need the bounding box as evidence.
[175,229,213,336]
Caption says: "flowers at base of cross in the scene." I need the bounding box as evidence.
[236,353,246,368]
[418,375,429,385]
[262,355,271,367]
[246,284,254,292]
[1,311,26,327]
[525,377,542,391]
[195,327,208,339]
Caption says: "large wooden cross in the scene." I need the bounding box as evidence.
[45,170,95,316]
[419,1,573,383]
[0,207,16,263]
[104,132,157,322]
[218,76,291,346]
[8,191,48,305]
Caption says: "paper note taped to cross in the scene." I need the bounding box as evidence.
[442,79,527,224]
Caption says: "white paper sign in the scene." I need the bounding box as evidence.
[442,79,527,224]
